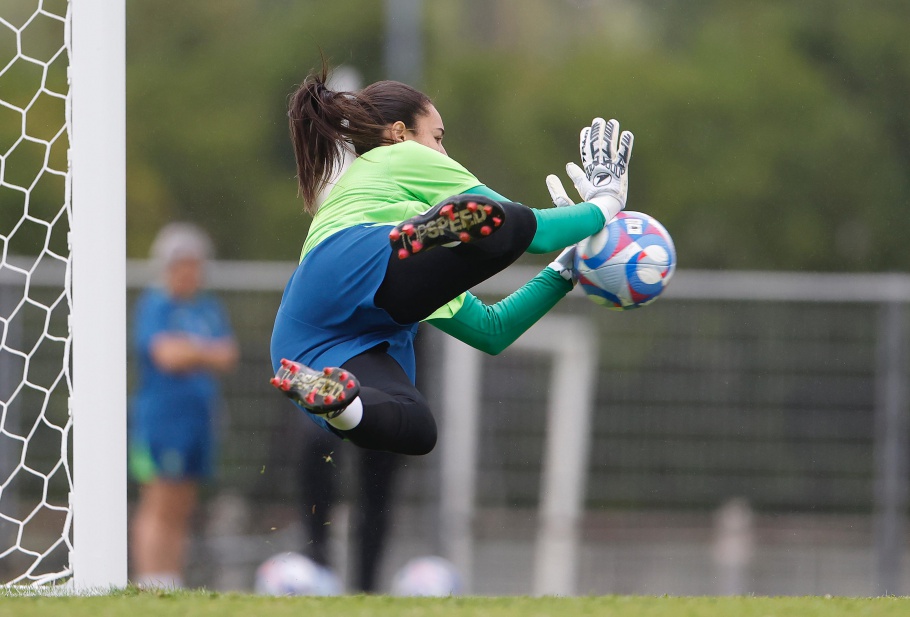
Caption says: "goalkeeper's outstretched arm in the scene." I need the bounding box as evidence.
[426,263,573,356]
[426,175,580,355]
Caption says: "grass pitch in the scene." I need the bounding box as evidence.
[1,589,909,617]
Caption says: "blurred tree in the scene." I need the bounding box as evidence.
[792,0,910,270]
[122,0,910,271]
[126,0,383,259]
[426,0,910,271]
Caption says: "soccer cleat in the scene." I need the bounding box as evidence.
[270,358,360,416]
[389,194,505,259]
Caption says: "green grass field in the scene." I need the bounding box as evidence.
[2,590,910,617]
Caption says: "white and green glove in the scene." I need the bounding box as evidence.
[544,174,578,286]
[566,117,634,224]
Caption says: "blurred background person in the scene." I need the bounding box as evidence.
[129,222,240,589]
[298,421,401,593]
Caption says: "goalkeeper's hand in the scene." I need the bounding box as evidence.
[544,173,578,286]
[548,245,577,286]
[566,117,634,223]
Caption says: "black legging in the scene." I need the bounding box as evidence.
[340,344,436,454]
[374,200,538,324]
[341,199,537,455]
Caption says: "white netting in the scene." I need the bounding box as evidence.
[0,0,73,586]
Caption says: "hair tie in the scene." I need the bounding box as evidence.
[313,80,333,102]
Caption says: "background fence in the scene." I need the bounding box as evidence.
[2,259,908,594]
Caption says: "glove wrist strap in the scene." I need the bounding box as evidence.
[547,261,575,282]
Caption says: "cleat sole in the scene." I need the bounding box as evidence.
[270,359,361,415]
[388,194,505,259]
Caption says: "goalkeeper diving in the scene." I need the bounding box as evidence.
[270,62,633,455]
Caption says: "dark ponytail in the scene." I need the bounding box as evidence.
[288,62,433,213]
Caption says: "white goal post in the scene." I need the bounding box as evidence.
[0,0,126,590]
[69,0,127,591]
[438,315,598,596]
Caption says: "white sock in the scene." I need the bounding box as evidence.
[326,396,363,430]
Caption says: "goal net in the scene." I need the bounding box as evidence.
[1,0,125,589]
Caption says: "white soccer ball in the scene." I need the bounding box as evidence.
[390,556,463,597]
[575,210,677,310]
[254,552,342,596]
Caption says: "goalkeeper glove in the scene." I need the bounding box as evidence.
[566,117,634,223]
[544,173,578,286]
[547,245,577,286]
[545,173,575,208]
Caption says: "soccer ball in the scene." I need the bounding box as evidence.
[574,211,676,310]
[390,556,463,597]
[254,552,342,596]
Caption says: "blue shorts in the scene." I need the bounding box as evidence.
[129,398,215,482]
[271,224,419,432]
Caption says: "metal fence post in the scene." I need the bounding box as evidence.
[0,282,22,556]
[874,301,909,595]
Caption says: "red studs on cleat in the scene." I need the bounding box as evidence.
[389,196,505,260]
[271,359,361,415]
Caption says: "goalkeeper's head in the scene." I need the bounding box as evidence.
[150,222,213,298]
[287,60,445,215]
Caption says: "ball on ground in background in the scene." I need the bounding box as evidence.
[574,211,676,310]
[390,556,463,597]
[254,552,342,596]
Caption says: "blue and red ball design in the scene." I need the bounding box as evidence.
[574,211,676,310]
